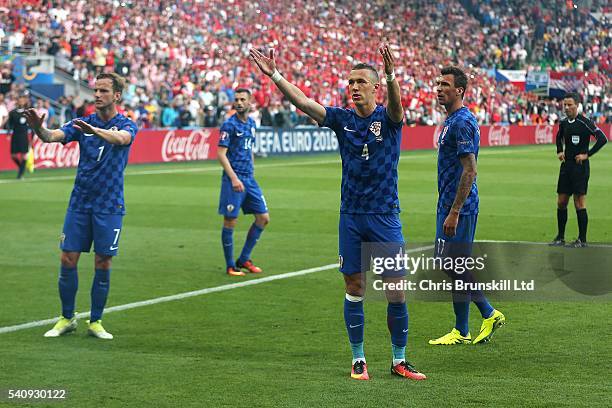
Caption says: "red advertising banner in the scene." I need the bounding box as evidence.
[0,128,220,171]
[1,125,610,172]
[413,123,563,150]
[128,128,219,165]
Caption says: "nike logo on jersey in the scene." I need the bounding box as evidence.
[236,132,244,136]
[83,133,94,137]
[343,126,357,132]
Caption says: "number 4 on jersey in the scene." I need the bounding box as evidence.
[361,143,369,160]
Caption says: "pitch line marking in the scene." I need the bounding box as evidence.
[0,245,434,335]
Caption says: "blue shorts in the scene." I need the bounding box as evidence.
[218,174,268,218]
[60,211,124,256]
[339,213,405,276]
[435,212,478,258]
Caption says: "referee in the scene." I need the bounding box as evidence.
[6,94,32,179]
[551,92,607,248]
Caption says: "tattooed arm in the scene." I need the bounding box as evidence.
[443,153,477,237]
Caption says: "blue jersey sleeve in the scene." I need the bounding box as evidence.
[121,119,138,145]
[218,121,232,148]
[321,107,344,133]
[456,123,477,156]
[60,119,82,144]
[384,107,403,131]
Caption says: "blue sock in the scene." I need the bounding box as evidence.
[452,290,470,336]
[90,269,110,322]
[344,295,365,361]
[238,223,264,264]
[58,266,78,319]
[472,290,494,318]
[222,227,235,268]
[387,303,408,363]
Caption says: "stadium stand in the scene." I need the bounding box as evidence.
[0,0,609,128]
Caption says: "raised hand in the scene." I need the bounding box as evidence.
[379,44,395,75]
[24,108,46,130]
[72,119,97,135]
[249,48,277,77]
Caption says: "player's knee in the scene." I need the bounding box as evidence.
[95,254,112,270]
[344,278,364,297]
[60,252,79,268]
[385,290,406,304]
[557,198,569,209]
[223,217,237,229]
[255,213,270,228]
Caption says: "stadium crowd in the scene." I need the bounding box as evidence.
[0,0,610,129]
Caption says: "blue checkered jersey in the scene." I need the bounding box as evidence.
[60,113,137,215]
[437,107,479,215]
[218,114,256,177]
[322,105,402,214]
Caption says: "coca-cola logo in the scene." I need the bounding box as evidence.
[161,129,211,162]
[488,125,510,146]
[33,137,80,169]
[535,124,554,144]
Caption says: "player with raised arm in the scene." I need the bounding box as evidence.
[428,67,505,346]
[24,73,137,340]
[250,45,426,380]
[550,92,607,248]
[217,88,269,276]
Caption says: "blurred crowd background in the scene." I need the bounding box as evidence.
[0,0,610,129]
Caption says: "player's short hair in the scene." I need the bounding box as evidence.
[564,92,581,105]
[351,63,380,84]
[96,72,126,94]
[441,66,468,99]
[235,88,251,97]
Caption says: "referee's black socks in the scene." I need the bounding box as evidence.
[557,208,568,239]
[576,208,588,242]
[17,160,25,179]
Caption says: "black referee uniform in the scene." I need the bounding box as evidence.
[554,114,607,245]
[6,107,31,178]
[7,107,30,154]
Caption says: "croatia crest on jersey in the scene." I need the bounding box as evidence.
[369,121,382,142]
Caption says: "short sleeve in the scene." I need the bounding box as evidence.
[320,107,343,131]
[60,119,81,144]
[456,123,477,156]
[122,119,138,145]
[218,122,232,148]
[385,107,403,131]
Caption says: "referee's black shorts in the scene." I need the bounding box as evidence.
[10,133,29,154]
[557,160,589,196]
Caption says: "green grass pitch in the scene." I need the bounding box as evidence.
[0,145,610,407]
